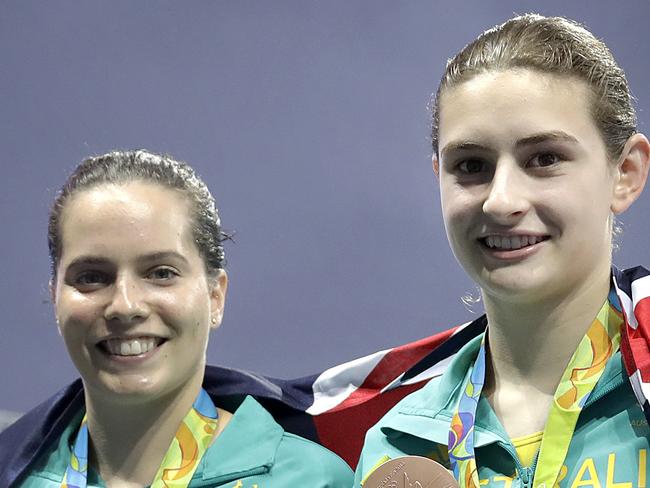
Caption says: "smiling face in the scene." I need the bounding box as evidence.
[53,182,226,404]
[436,69,620,304]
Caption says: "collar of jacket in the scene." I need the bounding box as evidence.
[191,396,284,486]
[378,265,650,447]
[379,333,627,449]
[0,365,316,487]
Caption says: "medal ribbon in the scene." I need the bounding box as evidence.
[448,293,623,488]
[61,388,219,488]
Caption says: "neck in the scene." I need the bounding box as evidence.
[483,263,611,398]
[83,376,202,488]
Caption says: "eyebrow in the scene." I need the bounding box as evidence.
[65,251,189,269]
[515,131,579,147]
[66,256,111,269]
[140,252,190,265]
[440,142,490,159]
[440,131,580,158]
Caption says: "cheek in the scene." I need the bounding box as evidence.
[159,284,211,332]
[56,290,103,330]
[55,295,101,363]
[440,191,474,237]
[440,178,475,211]
[547,182,610,234]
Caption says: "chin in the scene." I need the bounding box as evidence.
[86,372,170,404]
[476,266,558,303]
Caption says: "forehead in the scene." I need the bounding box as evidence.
[438,69,602,151]
[58,182,196,262]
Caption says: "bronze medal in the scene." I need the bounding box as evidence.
[363,456,459,488]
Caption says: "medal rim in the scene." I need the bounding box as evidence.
[363,455,458,488]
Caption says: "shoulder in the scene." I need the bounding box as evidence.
[371,330,485,420]
[202,395,353,487]
[0,380,84,487]
[8,409,84,488]
[353,382,443,487]
[276,431,353,485]
[353,334,486,486]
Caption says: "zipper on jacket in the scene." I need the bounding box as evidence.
[498,441,533,488]
[493,375,625,488]
[519,467,533,488]
[583,374,625,408]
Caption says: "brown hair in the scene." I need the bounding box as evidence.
[48,150,229,279]
[431,14,637,160]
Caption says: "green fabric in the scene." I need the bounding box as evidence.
[355,333,649,488]
[18,396,352,488]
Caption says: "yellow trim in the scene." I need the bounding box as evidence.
[360,455,391,486]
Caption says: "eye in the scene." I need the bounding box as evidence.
[527,152,561,168]
[147,266,179,282]
[457,158,487,174]
[74,271,110,290]
[457,158,486,174]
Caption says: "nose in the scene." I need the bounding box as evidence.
[104,273,149,323]
[482,159,530,223]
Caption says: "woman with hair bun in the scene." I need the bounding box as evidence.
[0,150,352,487]
[356,14,650,487]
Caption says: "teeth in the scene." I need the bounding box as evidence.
[483,235,544,250]
[104,338,157,356]
[511,236,521,249]
[120,341,131,356]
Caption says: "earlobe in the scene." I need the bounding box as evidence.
[209,270,228,329]
[49,280,62,333]
[611,133,650,215]
[49,282,63,334]
[432,155,440,177]
[49,280,56,304]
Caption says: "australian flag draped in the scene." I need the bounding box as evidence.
[2,266,650,485]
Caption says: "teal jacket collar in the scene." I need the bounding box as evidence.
[379,332,627,450]
[199,396,282,484]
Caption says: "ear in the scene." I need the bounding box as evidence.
[49,279,56,304]
[49,280,62,334]
[432,154,440,177]
[209,270,228,329]
[611,133,650,215]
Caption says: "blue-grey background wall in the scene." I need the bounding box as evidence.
[2,1,650,413]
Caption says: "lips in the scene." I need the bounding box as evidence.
[98,337,166,357]
[480,234,549,251]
